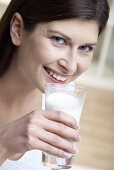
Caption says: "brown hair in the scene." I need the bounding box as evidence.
[0,0,110,77]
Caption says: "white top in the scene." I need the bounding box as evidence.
[0,151,99,170]
[0,150,50,170]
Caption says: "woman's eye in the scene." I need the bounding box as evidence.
[51,36,66,45]
[79,45,93,53]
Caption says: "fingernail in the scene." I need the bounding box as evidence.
[76,124,80,129]
[74,135,81,142]
[64,152,72,158]
[72,146,78,154]
[75,124,80,130]
[78,124,80,130]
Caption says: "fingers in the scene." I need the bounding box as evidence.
[32,138,70,158]
[29,131,78,158]
[30,128,78,154]
[42,110,79,130]
[19,110,80,157]
[39,119,80,142]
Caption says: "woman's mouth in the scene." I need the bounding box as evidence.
[44,66,69,83]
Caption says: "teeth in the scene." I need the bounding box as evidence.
[53,73,57,79]
[50,71,53,75]
[45,68,68,81]
[61,77,66,81]
[56,75,61,80]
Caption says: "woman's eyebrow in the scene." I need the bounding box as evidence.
[47,30,97,46]
[83,43,97,47]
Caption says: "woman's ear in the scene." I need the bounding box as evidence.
[10,12,24,46]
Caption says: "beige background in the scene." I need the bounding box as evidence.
[74,85,114,170]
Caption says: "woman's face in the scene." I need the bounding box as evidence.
[14,18,99,92]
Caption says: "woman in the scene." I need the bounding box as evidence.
[0,0,109,169]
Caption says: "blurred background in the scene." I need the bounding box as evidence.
[0,0,114,170]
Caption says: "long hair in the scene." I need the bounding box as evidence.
[0,0,110,77]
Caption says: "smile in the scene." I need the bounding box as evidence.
[44,67,68,82]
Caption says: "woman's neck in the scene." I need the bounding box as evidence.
[0,66,42,120]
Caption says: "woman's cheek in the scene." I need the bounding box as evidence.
[38,46,64,64]
[78,58,92,73]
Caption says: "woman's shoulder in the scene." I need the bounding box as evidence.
[0,150,50,170]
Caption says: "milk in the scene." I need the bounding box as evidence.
[45,92,83,124]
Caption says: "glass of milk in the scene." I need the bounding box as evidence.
[42,83,86,169]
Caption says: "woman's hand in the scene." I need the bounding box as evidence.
[0,110,80,161]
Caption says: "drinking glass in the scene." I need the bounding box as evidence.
[42,83,86,169]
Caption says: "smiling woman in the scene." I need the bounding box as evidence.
[16,19,98,89]
[0,0,109,170]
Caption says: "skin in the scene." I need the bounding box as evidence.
[0,13,99,165]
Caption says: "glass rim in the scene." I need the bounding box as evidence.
[45,83,86,92]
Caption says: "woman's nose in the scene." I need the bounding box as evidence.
[58,50,77,74]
